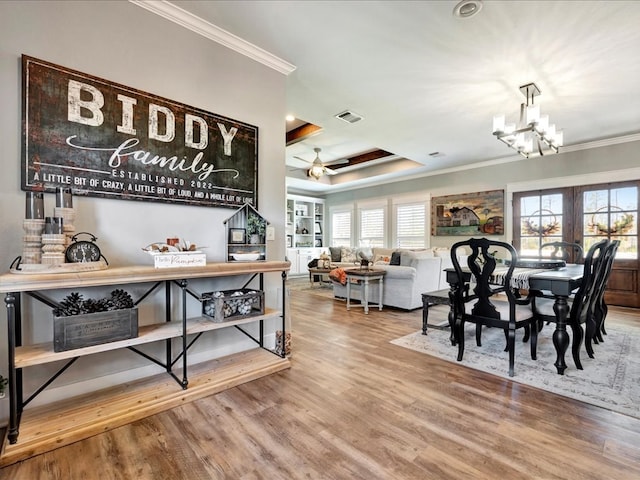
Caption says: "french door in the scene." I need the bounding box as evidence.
[513,181,640,307]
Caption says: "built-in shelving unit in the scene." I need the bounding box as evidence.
[286,194,326,275]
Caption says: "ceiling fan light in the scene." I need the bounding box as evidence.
[309,164,324,180]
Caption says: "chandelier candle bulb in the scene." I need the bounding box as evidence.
[492,115,505,134]
[537,115,549,133]
[547,124,556,139]
[526,104,540,125]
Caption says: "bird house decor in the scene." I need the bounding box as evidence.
[223,203,269,262]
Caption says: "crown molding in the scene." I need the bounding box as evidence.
[129,0,296,75]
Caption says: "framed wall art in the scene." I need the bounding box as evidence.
[22,55,258,209]
[431,189,504,236]
[229,228,246,244]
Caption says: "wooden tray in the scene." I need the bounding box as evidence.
[10,260,109,274]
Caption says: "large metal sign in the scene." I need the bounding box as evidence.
[22,55,258,208]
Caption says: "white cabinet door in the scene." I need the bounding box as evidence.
[286,248,299,274]
[297,249,318,275]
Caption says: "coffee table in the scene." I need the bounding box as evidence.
[344,268,386,314]
[308,267,333,287]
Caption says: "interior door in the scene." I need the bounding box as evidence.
[513,181,640,308]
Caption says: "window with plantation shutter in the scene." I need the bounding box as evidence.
[331,210,351,247]
[396,202,426,248]
[359,207,385,247]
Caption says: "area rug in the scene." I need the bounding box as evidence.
[391,305,640,419]
[287,277,335,299]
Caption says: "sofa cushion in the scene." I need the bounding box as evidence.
[432,247,451,258]
[379,265,416,280]
[400,250,434,266]
[390,251,402,265]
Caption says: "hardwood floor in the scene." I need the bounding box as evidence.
[2,288,640,479]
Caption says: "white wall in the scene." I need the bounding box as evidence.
[0,1,287,421]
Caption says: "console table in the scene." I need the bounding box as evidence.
[0,261,290,464]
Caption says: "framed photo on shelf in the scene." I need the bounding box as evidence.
[315,222,322,234]
[314,239,322,247]
[229,228,246,244]
[286,235,293,248]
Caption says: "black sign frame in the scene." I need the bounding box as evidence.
[22,55,258,209]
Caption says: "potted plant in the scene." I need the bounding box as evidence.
[246,212,266,244]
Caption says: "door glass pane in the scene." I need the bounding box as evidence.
[519,193,563,257]
[583,186,637,260]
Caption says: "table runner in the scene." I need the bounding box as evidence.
[491,267,543,290]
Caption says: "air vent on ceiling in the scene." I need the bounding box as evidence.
[335,110,363,124]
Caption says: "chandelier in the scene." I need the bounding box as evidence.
[492,83,563,158]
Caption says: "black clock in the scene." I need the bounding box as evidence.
[65,232,104,263]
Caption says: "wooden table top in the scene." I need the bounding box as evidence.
[344,268,387,277]
[0,260,291,293]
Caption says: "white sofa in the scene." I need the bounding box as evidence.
[330,248,460,310]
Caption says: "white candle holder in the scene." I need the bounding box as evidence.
[22,218,45,264]
[41,234,66,265]
[54,207,76,248]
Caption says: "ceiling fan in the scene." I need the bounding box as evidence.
[293,147,349,180]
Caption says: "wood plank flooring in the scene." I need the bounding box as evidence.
[2,288,640,479]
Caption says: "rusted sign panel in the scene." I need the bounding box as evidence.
[22,55,258,208]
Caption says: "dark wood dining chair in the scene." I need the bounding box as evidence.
[590,240,620,347]
[450,238,538,377]
[531,239,609,369]
[539,241,584,263]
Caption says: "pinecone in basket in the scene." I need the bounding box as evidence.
[53,292,85,317]
[82,298,104,314]
[109,289,134,310]
[53,289,135,317]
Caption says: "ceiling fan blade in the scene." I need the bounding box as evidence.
[323,166,339,175]
[293,155,312,165]
[324,158,350,166]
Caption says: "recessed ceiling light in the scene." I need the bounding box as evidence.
[285,114,296,122]
[453,0,483,18]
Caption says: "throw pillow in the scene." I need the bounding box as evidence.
[341,247,358,263]
[373,255,391,264]
[390,251,402,266]
[329,246,342,262]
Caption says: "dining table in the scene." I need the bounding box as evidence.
[446,260,585,375]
